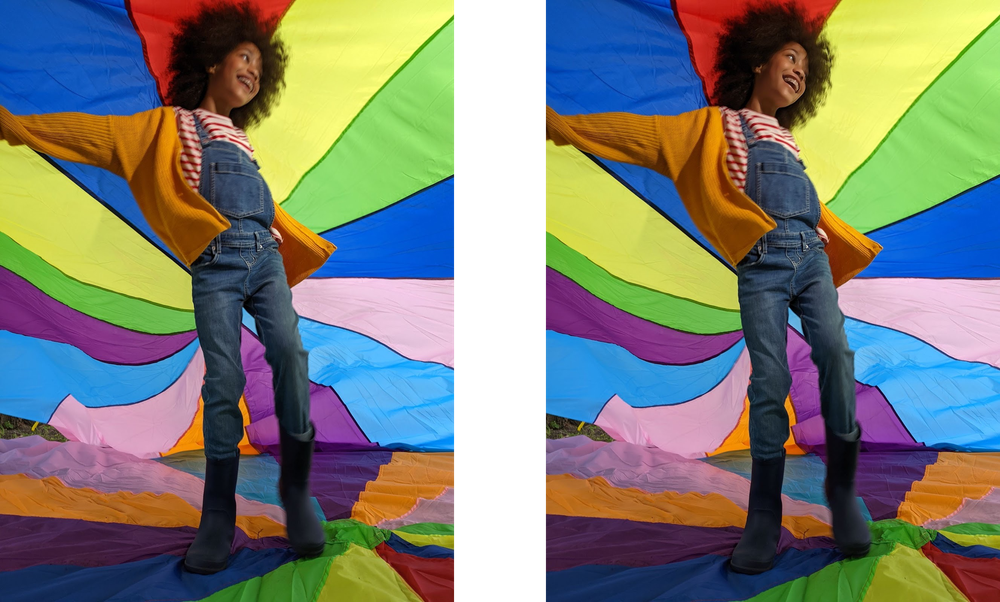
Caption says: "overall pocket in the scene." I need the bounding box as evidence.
[209,162,265,218]
[755,162,811,219]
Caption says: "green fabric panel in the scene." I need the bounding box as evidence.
[938,522,1000,536]
[282,19,454,232]
[393,522,454,536]
[188,556,334,602]
[870,519,935,551]
[746,548,885,602]
[322,519,391,554]
[0,230,194,335]
[546,232,742,335]
[189,520,404,602]
[827,15,1000,232]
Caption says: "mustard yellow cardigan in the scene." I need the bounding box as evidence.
[546,106,881,287]
[0,106,335,287]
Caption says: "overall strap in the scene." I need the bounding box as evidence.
[191,111,211,147]
[737,112,758,148]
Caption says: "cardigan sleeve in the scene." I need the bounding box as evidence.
[818,204,883,288]
[0,106,124,175]
[546,106,671,174]
[546,105,776,266]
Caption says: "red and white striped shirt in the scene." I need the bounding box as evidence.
[719,107,800,193]
[173,107,255,191]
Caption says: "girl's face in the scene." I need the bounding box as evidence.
[753,42,808,110]
[206,42,262,111]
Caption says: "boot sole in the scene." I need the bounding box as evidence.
[839,542,871,558]
[729,558,773,575]
[184,557,228,574]
[292,540,326,558]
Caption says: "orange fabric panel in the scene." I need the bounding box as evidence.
[352,452,454,526]
[710,395,805,456]
[898,452,1000,525]
[0,473,284,537]
[546,473,830,539]
[162,395,259,457]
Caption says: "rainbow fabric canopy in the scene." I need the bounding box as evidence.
[546,1,1000,600]
[0,0,453,600]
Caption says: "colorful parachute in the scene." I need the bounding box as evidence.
[547,0,1000,599]
[0,0,453,599]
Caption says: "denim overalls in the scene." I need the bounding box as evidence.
[736,114,857,461]
[190,114,311,461]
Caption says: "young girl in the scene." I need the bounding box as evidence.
[0,1,335,575]
[167,2,332,574]
[547,2,881,574]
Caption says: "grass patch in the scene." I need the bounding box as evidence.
[0,414,67,442]
[546,413,613,442]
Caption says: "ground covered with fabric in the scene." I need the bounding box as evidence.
[0,2,453,599]
[546,436,1000,601]
[0,437,453,601]
[547,0,1000,598]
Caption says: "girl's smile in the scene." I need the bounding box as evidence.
[747,41,809,117]
[201,41,263,117]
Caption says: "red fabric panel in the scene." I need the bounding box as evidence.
[921,541,1000,602]
[375,542,454,602]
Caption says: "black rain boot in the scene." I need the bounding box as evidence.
[825,424,871,557]
[184,454,240,574]
[731,451,785,574]
[279,422,326,557]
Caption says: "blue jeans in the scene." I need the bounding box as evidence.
[737,234,857,461]
[191,231,310,460]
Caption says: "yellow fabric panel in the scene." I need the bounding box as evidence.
[547,142,739,310]
[317,543,423,602]
[938,530,1000,551]
[392,530,454,550]
[0,143,191,309]
[351,452,454,526]
[253,0,453,205]
[864,544,969,602]
[0,473,284,537]
[796,0,1000,203]
[546,473,830,539]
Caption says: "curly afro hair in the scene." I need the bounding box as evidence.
[166,1,288,131]
[712,1,833,131]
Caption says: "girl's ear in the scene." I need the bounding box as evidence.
[207,64,217,74]
[753,65,762,74]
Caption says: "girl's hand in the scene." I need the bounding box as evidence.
[817,227,829,244]
[270,227,283,245]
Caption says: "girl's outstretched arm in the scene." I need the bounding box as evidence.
[0,106,123,175]
[546,106,670,174]
[546,105,775,266]
[0,105,233,265]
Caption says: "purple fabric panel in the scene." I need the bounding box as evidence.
[546,515,836,572]
[310,450,391,520]
[246,384,371,448]
[786,326,821,429]
[852,450,939,521]
[307,384,371,446]
[546,267,743,364]
[0,514,288,572]
[240,327,274,423]
[786,326,918,449]
[0,266,196,364]
[240,326,372,447]
[260,449,392,521]
[793,384,920,452]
